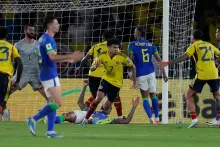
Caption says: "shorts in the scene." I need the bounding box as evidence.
[41,77,60,97]
[189,78,219,93]
[88,76,101,98]
[12,73,42,91]
[98,79,120,103]
[0,72,11,102]
[137,72,157,93]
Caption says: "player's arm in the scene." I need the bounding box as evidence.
[47,50,82,63]
[114,97,140,124]
[75,45,95,74]
[90,55,102,72]
[158,45,193,67]
[128,43,133,60]
[153,46,168,82]
[77,80,88,110]
[12,46,23,84]
[124,56,138,88]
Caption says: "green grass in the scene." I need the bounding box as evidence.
[0,122,219,147]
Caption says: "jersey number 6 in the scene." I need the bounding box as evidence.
[0,47,9,61]
[142,48,149,62]
[200,46,214,62]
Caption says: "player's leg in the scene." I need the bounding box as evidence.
[84,76,101,110]
[208,80,220,126]
[113,93,123,118]
[81,79,107,124]
[30,75,50,103]
[137,75,153,124]
[10,74,28,95]
[148,72,159,124]
[186,78,205,128]
[27,77,62,137]
[0,73,11,121]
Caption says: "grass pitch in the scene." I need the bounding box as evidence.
[0,122,219,147]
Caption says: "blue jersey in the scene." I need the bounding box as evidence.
[38,33,57,81]
[128,38,158,77]
[93,111,109,120]
[218,43,220,50]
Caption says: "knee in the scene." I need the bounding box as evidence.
[55,101,62,107]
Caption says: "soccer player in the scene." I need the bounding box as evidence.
[0,27,23,120]
[10,24,48,102]
[80,38,138,125]
[59,97,139,125]
[55,80,111,124]
[26,16,83,138]
[206,27,220,126]
[128,26,168,124]
[75,31,124,118]
[158,29,220,128]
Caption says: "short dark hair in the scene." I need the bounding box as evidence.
[107,38,121,47]
[102,30,114,40]
[44,16,56,29]
[136,26,146,37]
[24,24,35,30]
[0,27,8,39]
[193,29,203,40]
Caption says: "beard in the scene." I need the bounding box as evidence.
[26,33,35,39]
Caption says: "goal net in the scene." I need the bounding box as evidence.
[0,0,199,123]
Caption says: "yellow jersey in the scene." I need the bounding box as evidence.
[0,40,20,76]
[186,40,220,80]
[95,51,133,88]
[88,41,108,78]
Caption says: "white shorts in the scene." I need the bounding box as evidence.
[73,110,87,124]
[137,72,157,93]
[41,77,60,97]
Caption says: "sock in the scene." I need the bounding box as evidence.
[152,96,159,118]
[55,115,65,124]
[84,97,94,107]
[47,110,56,131]
[143,98,152,119]
[216,111,220,121]
[33,102,59,121]
[85,100,99,119]
[84,97,94,111]
[114,96,123,117]
[190,111,197,120]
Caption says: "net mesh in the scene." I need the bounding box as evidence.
[0,0,199,123]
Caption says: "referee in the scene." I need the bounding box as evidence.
[0,27,23,120]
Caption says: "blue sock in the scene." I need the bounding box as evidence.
[143,98,152,119]
[55,115,65,124]
[47,110,56,131]
[33,102,59,121]
[152,96,159,118]
[216,113,219,121]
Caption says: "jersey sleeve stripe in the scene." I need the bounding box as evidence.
[46,49,54,54]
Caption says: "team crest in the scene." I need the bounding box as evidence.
[33,48,38,55]
[115,61,119,66]
[127,58,131,63]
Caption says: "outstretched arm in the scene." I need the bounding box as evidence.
[169,53,190,65]
[114,98,140,124]
[158,53,190,68]
[77,80,89,110]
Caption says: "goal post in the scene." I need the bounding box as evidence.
[0,0,197,123]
